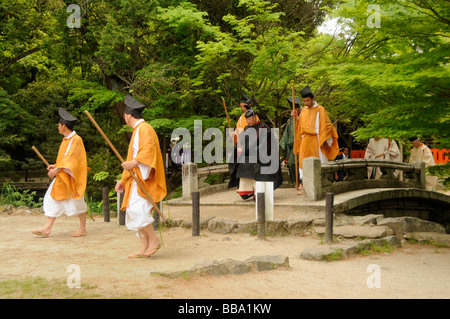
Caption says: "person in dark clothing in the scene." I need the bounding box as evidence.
[334,147,350,182]
[228,109,283,200]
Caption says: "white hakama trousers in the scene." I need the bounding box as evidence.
[43,179,87,218]
[125,179,154,232]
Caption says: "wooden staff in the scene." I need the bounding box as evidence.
[32,145,95,221]
[222,97,241,149]
[31,146,50,167]
[222,97,231,129]
[292,83,299,189]
[84,110,165,221]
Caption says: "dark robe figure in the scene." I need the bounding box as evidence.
[228,109,283,200]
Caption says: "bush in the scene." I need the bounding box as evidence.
[0,182,42,208]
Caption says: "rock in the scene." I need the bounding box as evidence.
[236,221,257,234]
[245,255,290,271]
[31,207,44,214]
[314,225,393,239]
[4,205,35,215]
[287,218,313,236]
[180,218,213,230]
[207,218,237,234]
[163,219,183,228]
[192,259,251,276]
[0,204,14,214]
[266,220,289,236]
[180,221,191,229]
[155,255,289,278]
[312,218,325,226]
[334,218,352,227]
[300,246,348,261]
[200,217,215,229]
[358,236,402,250]
[300,236,402,261]
[377,217,446,236]
[404,232,450,247]
[353,214,384,226]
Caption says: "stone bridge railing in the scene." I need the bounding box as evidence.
[181,158,427,202]
[303,157,426,201]
[181,162,289,199]
[182,163,230,199]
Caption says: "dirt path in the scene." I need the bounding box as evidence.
[0,212,449,299]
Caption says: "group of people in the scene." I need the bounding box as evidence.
[231,85,340,197]
[32,96,167,258]
[30,86,438,257]
[359,136,437,190]
[231,85,438,199]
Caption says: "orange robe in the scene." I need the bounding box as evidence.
[235,113,260,134]
[120,121,167,210]
[235,113,260,145]
[294,103,339,168]
[51,133,87,200]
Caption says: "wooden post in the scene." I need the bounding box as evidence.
[192,191,200,236]
[118,192,126,226]
[257,192,266,239]
[102,187,110,222]
[325,192,334,244]
[292,83,299,190]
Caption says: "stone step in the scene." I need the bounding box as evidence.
[300,236,402,261]
[154,255,290,278]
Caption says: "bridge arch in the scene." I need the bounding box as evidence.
[333,188,450,232]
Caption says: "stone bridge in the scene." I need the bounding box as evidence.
[177,159,450,227]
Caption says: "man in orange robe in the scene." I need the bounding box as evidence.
[115,95,167,258]
[293,85,339,193]
[234,94,259,135]
[32,108,88,237]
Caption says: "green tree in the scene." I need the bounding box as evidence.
[193,0,336,129]
[0,89,37,170]
[307,0,449,148]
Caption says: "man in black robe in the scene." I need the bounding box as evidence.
[228,109,283,200]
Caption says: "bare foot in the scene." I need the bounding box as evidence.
[297,185,304,195]
[127,252,147,258]
[32,229,50,237]
[144,242,162,257]
[71,230,87,237]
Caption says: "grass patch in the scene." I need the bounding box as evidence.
[0,277,101,299]
[369,242,394,253]
[0,276,152,299]
[356,242,395,256]
[322,249,344,261]
[405,237,448,248]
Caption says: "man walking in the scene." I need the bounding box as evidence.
[32,108,88,237]
[293,85,339,194]
[115,95,167,258]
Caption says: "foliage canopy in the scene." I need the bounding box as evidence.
[0,0,448,197]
